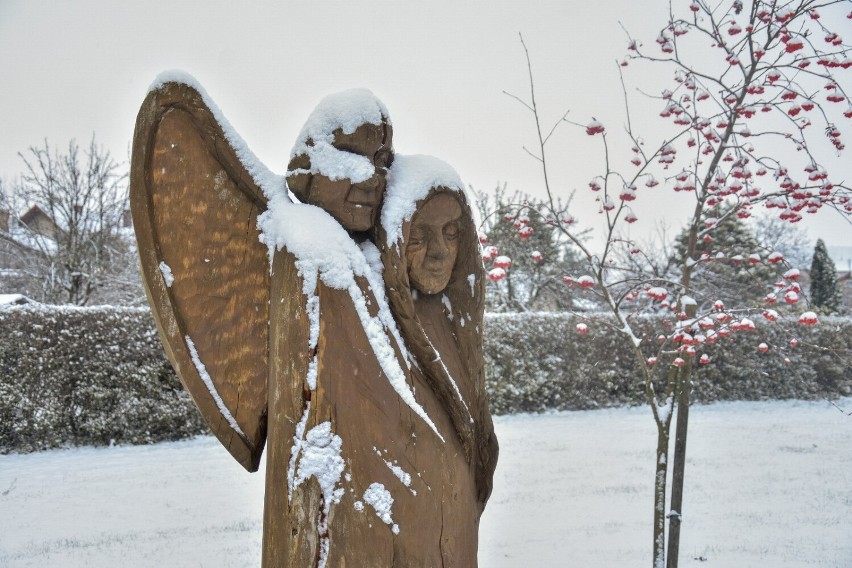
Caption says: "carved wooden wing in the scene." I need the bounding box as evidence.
[130,81,270,471]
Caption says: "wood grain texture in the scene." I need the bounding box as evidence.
[262,249,480,566]
[264,248,313,567]
[130,82,269,471]
[378,187,499,513]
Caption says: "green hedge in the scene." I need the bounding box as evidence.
[0,305,204,453]
[484,313,852,414]
[2,306,850,453]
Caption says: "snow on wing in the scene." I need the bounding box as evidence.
[129,81,270,471]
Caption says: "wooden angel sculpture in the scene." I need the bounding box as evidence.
[129,73,497,567]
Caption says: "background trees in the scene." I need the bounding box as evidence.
[1,137,142,306]
[751,212,813,268]
[810,238,842,313]
[671,210,780,307]
[476,185,588,312]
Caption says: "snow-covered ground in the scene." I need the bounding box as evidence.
[1,399,850,567]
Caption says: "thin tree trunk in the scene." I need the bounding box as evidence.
[652,424,670,568]
[666,364,691,568]
[666,291,698,567]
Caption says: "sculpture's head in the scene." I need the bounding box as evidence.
[380,154,480,299]
[405,191,462,295]
[286,89,393,233]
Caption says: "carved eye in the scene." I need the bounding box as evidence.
[375,146,393,169]
[408,229,426,250]
[444,222,460,241]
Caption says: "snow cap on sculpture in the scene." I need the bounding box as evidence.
[381,154,466,246]
[148,70,286,199]
[286,89,394,233]
[291,88,391,158]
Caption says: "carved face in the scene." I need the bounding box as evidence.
[288,121,393,233]
[406,192,462,295]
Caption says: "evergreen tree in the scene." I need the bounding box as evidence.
[809,239,841,314]
[672,210,778,309]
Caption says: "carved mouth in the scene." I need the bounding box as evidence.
[426,266,452,281]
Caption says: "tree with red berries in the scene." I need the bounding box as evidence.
[498,1,852,566]
[476,185,588,312]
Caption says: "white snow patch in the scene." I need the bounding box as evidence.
[306,294,320,354]
[359,240,384,277]
[289,88,390,183]
[0,293,33,306]
[441,294,453,320]
[184,336,245,438]
[622,322,642,347]
[289,142,376,184]
[292,422,345,504]
[363,483,399,535]
[158,261,174,287]
[382,459,413,488]
[305,357,319,391]
[287,403,312,500]
[3,399,852,566]
[258,194,435,437]
[291,422,345,568]
[647,287,667,300]
[292,88,390,148]
[258,194,367,289]
[656,396,674,423]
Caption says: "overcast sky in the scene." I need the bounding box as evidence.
[1,0,849,252]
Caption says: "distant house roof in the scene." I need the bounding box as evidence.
[827,246,852,275]
[20,204,51,226]
[20,204,63,237]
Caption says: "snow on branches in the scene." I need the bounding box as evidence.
[620,0,852,225]
[493,1,850,363]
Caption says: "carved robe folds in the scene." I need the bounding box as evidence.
[264,250,479,567]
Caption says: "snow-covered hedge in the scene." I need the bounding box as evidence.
[2,306,850,452]
[0,305,204,453]
[484,312,852,414]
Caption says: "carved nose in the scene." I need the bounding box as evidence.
[348,173,384,205]
[428,235,450,260]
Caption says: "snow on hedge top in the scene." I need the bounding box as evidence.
[148,70,286,200]
[381,154,465,244]
[0,294,33,306]
[289,89,390,184]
